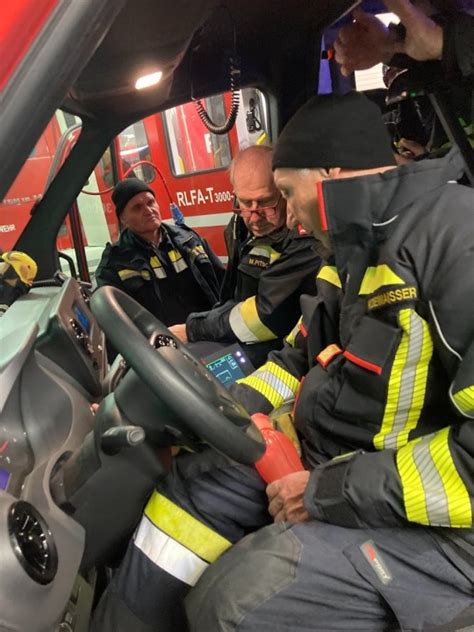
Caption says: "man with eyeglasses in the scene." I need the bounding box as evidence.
[169,145,322,366]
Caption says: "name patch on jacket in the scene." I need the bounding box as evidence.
[368,286,417,311]
[246,245,280,270]
[248,255,270,269]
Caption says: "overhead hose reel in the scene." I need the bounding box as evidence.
[193,58,241,135]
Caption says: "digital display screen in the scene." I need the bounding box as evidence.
[0,468,10,491]
[73,303,91,335]
[206,352,247,387]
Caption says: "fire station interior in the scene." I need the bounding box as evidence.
[0,1,472,630]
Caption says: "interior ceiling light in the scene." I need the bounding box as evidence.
[135,71,163,90]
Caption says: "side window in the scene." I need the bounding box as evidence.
[235,88,270,148]
[163,94,233,175]
[58,121,156,280]
[0,110,80,253]
[58,158,118,281]
[118,121,155,182]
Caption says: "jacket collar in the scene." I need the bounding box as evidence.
[120,226,163,251]
[247,225,289,246]
[119,222,196,252]
[318,149,465,276]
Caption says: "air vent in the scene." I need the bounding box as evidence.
[8,501,58,585]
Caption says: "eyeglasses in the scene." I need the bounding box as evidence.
[232,194,282,219]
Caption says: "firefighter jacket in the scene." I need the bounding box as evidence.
[231,150,474,559]
[95,223,225,325]
[185,216,321,346]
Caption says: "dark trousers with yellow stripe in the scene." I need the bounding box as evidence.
[92,446,474,632]
[91,449,270,632]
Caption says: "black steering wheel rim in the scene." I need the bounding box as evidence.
[90,286,265,464]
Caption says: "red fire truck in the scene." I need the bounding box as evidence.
[0,89,268,271]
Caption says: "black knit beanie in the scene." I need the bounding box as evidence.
[272,92,396,171]
[112,178,155,217]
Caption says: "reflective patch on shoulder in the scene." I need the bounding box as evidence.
[359,265,405,295]
[317,265,342,288]
[360,541,393,585]
[367,286,417,311]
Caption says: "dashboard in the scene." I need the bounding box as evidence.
[0,279,106,631]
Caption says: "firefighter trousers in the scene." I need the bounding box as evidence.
[91,448,474,632]
[91,448,270,632]
[187,520,474,631]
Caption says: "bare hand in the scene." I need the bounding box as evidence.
[334,7,393,77]
[384,0,443,61]
[168,323,188,343]
[334,1,443,77]
[266,471,311,523]
[398,137,426,159]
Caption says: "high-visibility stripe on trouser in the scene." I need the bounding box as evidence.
[229,296,278,343]
[396,427,472,527]
[374,309,433,450]
[452,385,474,417]
[134,491,232,586]
[134,517,208,586]
[236,361,300,408]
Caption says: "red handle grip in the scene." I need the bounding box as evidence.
[252,413,305,484]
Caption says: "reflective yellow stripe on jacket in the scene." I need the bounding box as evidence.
[452,385,474,418]
[150,256,167,279]
[285,317,302,348]
[229,296,278,343]
[317,265,342,288]
[118,268,151,281]
[236,360,300,408]
[248,244,281,264]
[359,264,405,295]
[374,309,433,450]
[168,249,189,273]
[397,427,472,527]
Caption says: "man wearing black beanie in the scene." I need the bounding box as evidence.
[186,93,474,631]
[95,177,224,333]
[271,92,397,250]
[93,94,474,632]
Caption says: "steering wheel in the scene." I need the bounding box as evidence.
[90,286,265,465]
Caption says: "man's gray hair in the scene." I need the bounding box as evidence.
[228,145,273,186]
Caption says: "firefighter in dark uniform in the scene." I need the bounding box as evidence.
[92,95,474,632]
[169,146,321,367]
[95,178,225,329]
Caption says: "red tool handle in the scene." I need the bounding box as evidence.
[252,413,305,484]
